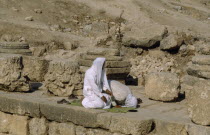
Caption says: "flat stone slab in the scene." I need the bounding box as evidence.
[0,88,209,135]
[87,48,120,56]
[80,66,130,74]
[0,42,29,49]
[0,48,32,55]
[79,59,130,68]
[82,54,123,61]
[192,55,210,65]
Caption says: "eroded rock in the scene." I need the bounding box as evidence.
[160,34,184,50]
[188,79,210,126]
[0,54,29,92]
[44,60,82,96]
[145,72,180,101]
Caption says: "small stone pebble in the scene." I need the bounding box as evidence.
[25,16,34,21]
[34,9,42,14]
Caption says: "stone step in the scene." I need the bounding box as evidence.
[82,54,123,61]
[80,66,130,74]
[87,48,120,56]
[0,42,29,49]
[79,59,130,68]
[0,48,32,55]
[192,55,210,65]
[187,62,210,79]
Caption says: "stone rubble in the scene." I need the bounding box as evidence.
[43,59,82,96]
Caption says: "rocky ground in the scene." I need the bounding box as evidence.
[0,0,210,134]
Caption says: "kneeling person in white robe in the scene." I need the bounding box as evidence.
[82,57,112,109]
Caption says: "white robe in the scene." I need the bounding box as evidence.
[82,58,112,109]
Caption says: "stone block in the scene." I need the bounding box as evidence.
[187,62,210,79]
[44,60,82,96]
[109,115,153,135]
[145,72,179,101]
[49,122,75,135]
[29,117,48,135]
[188,79,210,126]
[192,55,210,65]
[160,34,184,50]
[87,48,120,56]
[0,111,28,135]
[0,54,29,92]
[123,25,167,48]
[40,102,105,127]
[22,56,49,82]
[0,92,41,117]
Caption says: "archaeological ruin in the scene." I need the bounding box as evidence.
[0,0,210,134]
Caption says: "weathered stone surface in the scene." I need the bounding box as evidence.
[22,56,49,82]
[80,66,130,74]
[49,122,75,135]
[82,54,123,61]
[31,46,46,57]
[188,79,210,126]
[86,128,112,135]
[0,91,41,117]
[123,25,167,48]
[180,75,202,100]
[145,72,179,101]
[160,34,184,50]
[40,102,105,127]
[76,126,87,135]
[97,113,112,129]
[44,60,82,96]
[196,43,210,55]
[109,115,153,135]
[192,55,210,65]
[0,42,29,49]
[187,62,210,79]
[79,59,130,68]
[153,120,188,135]
[87,48,120,56]
[0,111,28,135]
[0,48,32,55]
[29,117,48,135]
[109,80,131,104]
[0,54,29,92]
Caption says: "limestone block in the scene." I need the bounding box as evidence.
[87,48,120,56]
[187,62,210,79]
[192,55,210,65]
[49,122,75,135]
[188,79,210,126]
[76,126,87,135]
[109,115,153,135]
[0,54,29,92]
[123,25,167,48]
[22,56,49,82]
[195,43,210,55]
[29,117,48,135]
[145,72,179,101]
[0,111,28,135]
[153,120,188,135]
[160,34,184,50]
[86,129,112,135]
[44,60,82,96]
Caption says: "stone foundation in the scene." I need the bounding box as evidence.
[0,90,209,135]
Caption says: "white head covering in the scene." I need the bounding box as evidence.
[125,94,137,108]
[90,57,110,92]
